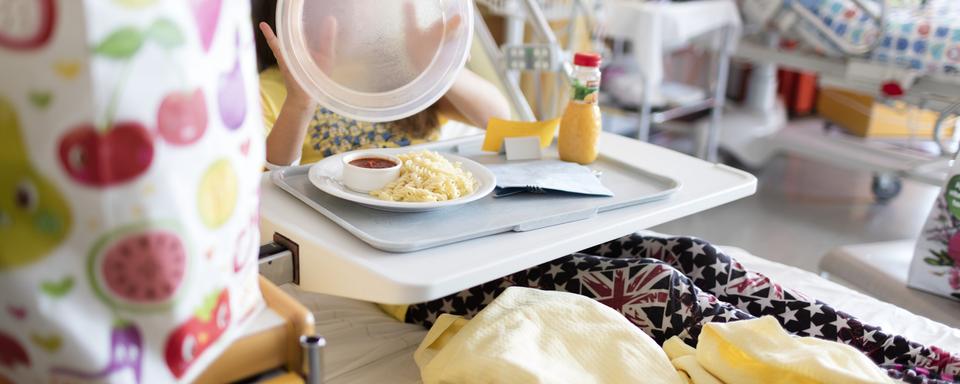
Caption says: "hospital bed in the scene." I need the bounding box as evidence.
[739,0,960,112]
[195,277,316,383]
[275,241,960,383]
[723,0,960,200]
[240,127,960,382]
[201,2,960,381]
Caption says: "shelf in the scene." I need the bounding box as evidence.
[602,97,717,129]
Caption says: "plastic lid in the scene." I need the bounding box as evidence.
[277,0,474,123]
[573,52,601,67]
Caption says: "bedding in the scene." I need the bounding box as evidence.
[664,316,891,384]
[414,288,889,383]
[745,0,960,74]
[279,237,960,384]
[579,234,959,381]
[414,287,685,384]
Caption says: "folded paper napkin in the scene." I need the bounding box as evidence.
[486,160,614,197]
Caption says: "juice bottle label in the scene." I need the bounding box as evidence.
[572,79,599,104]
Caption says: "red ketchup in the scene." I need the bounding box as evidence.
[349,157,397,169]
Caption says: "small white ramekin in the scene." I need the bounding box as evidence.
[340,152,402,193]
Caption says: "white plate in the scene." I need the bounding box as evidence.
[308,150,496,212]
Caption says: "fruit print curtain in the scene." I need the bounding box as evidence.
[910,160,960,302]
[0,0,266,382]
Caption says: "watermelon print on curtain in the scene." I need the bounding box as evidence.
[0,0,266,382]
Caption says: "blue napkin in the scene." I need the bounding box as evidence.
[486,160,614,197]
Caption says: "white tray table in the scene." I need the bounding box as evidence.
[258,132,757,303]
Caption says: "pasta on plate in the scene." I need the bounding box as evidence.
[371,151,477,202]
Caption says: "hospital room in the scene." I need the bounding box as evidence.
[2,0,959,382]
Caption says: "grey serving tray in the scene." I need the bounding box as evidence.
[270,139,681,252]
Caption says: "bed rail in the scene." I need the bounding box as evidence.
[788,0,887,57]
[933,102,960,157]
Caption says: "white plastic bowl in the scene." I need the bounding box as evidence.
[276,0,475,122]
[340,152,401,193]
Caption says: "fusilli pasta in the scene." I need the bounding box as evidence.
[371,151,477,202]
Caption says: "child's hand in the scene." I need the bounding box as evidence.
[259,21,336,108]
[403,3,462,71]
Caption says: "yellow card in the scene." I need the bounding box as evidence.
[482,117,560,153]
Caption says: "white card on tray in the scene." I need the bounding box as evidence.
[504,136,542,161]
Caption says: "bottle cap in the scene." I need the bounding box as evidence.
[573,52,601,67]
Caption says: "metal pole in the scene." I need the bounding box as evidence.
[523,0,563,120]
[474,6,536,121]
[636,2,658,142]
[534,71,544,119]
[300,335,326,384]
[523,0,559,46]
[701,26,732,162]
[638,71,653,142]
[504,9,525,85]
[745,32,779,112]
[550,0,584,119]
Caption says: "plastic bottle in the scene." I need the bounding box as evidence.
[558,52,602,165]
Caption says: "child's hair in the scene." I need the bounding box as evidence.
[251,0,439,136]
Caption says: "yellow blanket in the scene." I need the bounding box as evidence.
[663,316,893,384]
[414,287,892,384]
[414,287,684,384]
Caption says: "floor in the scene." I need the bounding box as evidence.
[652,121,941,273]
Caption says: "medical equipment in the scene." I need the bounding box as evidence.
[601,0,742,161]
[480,0,742,161]
[722,0,960,200]
[475,0,604,121]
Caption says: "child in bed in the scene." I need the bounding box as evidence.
[252,4,959,380]
[253,0,510,167]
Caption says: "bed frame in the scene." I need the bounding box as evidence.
[723,0,960,200]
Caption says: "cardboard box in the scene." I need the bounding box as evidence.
[817,87,953,138]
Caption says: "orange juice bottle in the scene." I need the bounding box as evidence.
[559,52,602,164]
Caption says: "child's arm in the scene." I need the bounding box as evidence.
[260,22,318,166]
[438,69,512,129]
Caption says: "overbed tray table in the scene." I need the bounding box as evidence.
[258,132,757,304]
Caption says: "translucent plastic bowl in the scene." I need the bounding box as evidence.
[277,0,474,122]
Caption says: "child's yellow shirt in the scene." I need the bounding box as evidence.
[259,67,441,166]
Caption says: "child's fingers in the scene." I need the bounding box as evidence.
[445,15,462,36]
[402,2,421,36]
[259,22,280,55]
[317,16,338,73]
[259,22,285,66]
[403,4,459,51]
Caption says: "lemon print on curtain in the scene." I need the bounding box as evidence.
[198,159,237,228]
[0,98,71,270]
